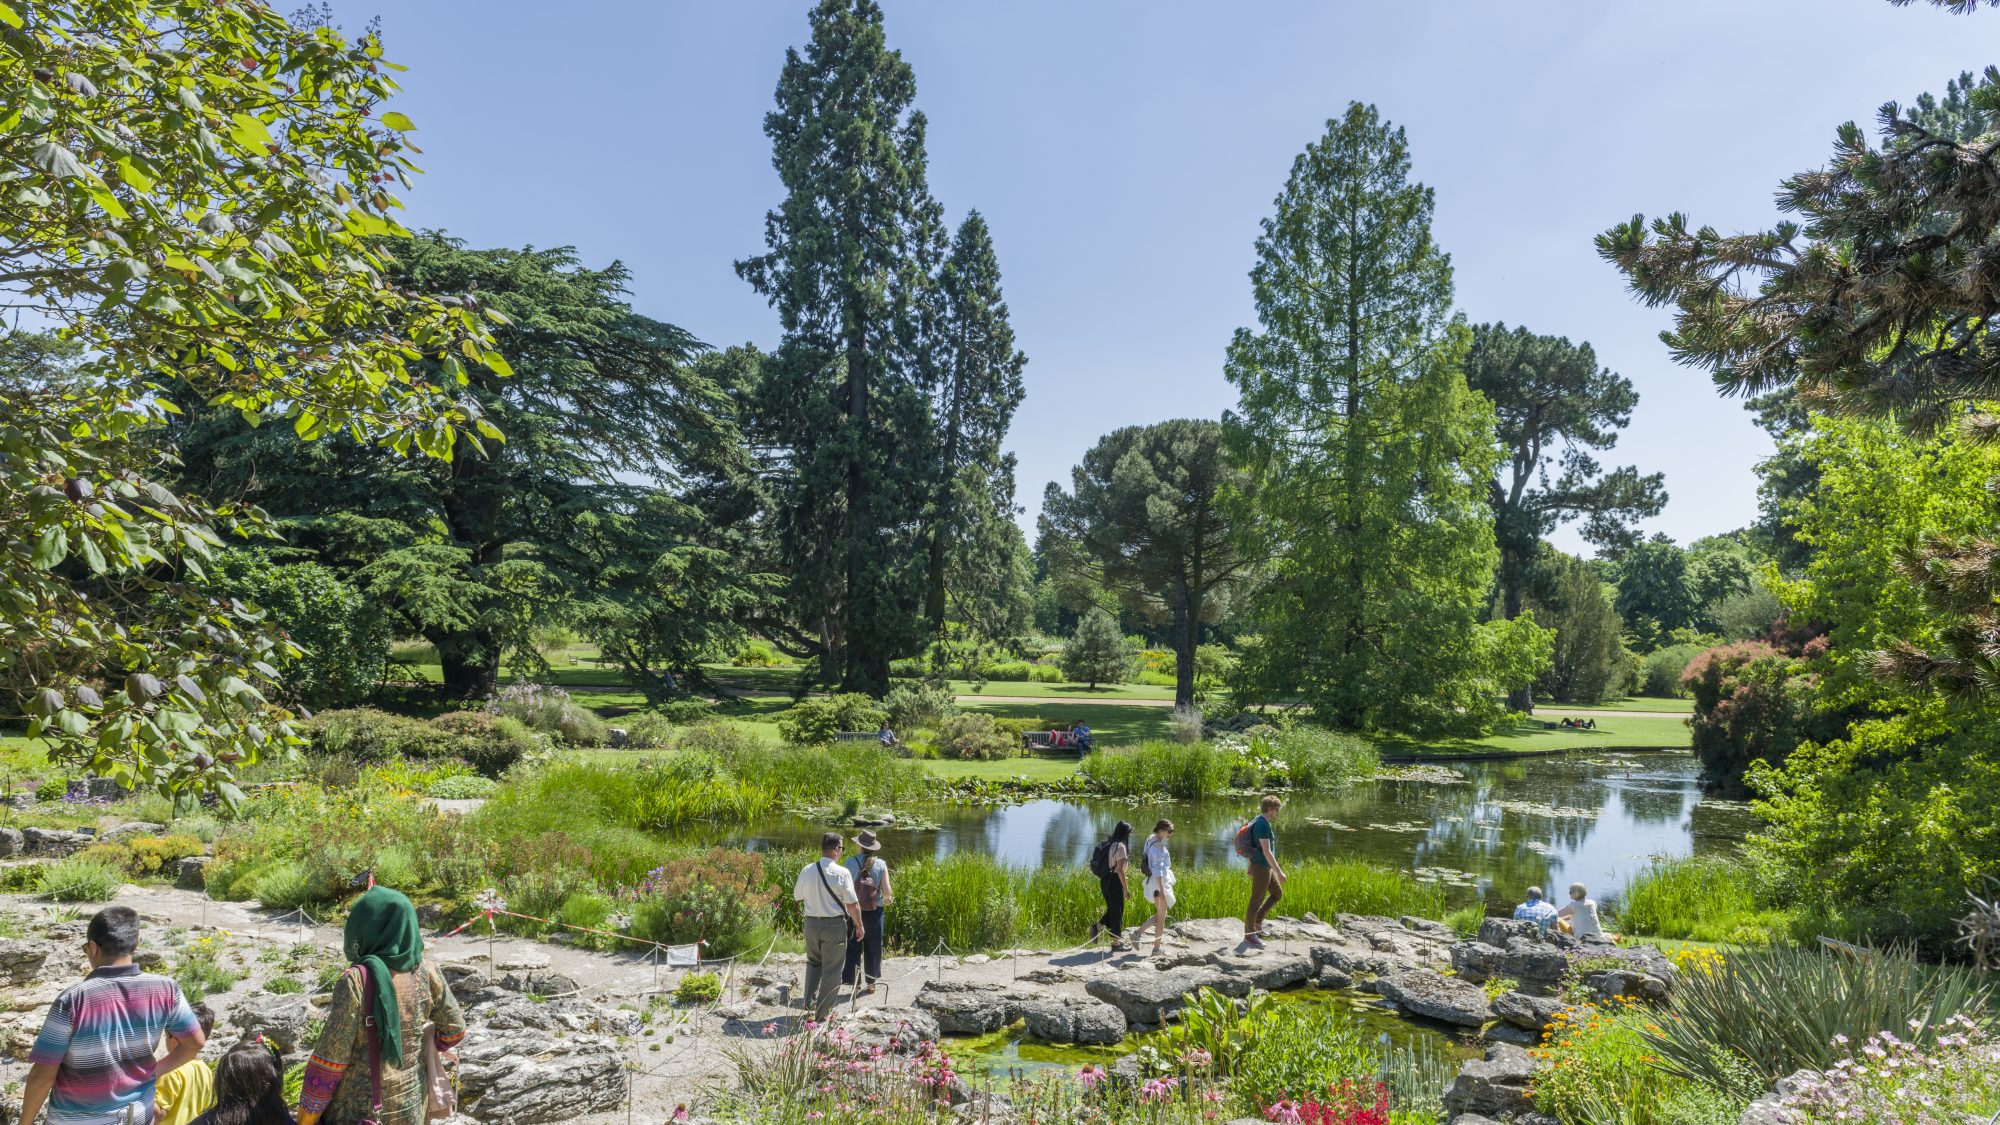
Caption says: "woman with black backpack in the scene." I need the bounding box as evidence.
[1087,820,1134,952]
[842,830,891,994]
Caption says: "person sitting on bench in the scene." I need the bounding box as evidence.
[877,721,900,749]
[1069,720,1092,752]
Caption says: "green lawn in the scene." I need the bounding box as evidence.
[1379,712,1691,759]
[1542,695,1694,714]
[961,700,1175,744]
[944,679,1175,701]
[921,753,1083,783]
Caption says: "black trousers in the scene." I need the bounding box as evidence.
[843,907,884,984]
[1097,872,1125,933]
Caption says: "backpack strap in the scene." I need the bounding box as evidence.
[358,964,383,1113]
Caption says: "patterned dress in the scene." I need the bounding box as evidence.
[299,960,466,1125]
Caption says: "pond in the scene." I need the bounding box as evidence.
[697,750,1757,913]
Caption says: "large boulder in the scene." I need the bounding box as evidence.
[1084,965,1244,1024]
[915,980,1028,1035]
[21,827,85,857]
[1443,1042,1541,1118]
[238,996,315,1056]
[101,821,165,841]
[1497,940,1573,994]
[175,856,210,890]
[1491,990,1571,1034]
[455,1027,626,1124]
[0,940,56,986]
[1019,995,1126,1045]
[831,1006,941,1051]
[1372,969,1493,1028]
[473,996,640,1037]
[0,827,22,858]
[1450,942,1506,983]
[1205,949,1314,991]
[1477,918,1567,950]
[1308,944,1399,978]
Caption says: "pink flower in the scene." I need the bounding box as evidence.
[1078,1064,1107,1090]
[1266,1101,1303,1125]
[672,1106,689,1123]
[760,1022,777,1036]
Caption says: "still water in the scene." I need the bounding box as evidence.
[706,750,1755,911]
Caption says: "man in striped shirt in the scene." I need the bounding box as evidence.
[20,905,206,1125]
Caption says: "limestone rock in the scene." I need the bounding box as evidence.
[21,827,85,857]
[102,821,165,841]
[1315,965,1353,990]
[85,776,131,801]
[1739,1069,1817,1125]
[498,968,580,998]
[1491,990,1571,1034]
[1583,967,1670,1004]
[1482,1022,1539,1046]
[238,996,315,1055]
[176,856,210,890]
[1450,942,1506,983]
[1477,918,1563,950]
[0,940,55,985]
[1084,965,1243,1024]
[1373,968,1493,1027]
[456,1027,626,1124]
[915,980,1028,1035]
[0,828,22,858]
[1205,949,1314,990]
[1442,1042,1541,1119]
[832,1006,941,1051]
[474,996,640,1037]
[1019,995,1126,1045]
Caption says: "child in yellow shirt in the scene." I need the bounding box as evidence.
[154,1001,216,1125]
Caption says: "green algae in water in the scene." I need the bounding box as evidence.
[949,987,1476,1083]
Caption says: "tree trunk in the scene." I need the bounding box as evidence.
[435,632,499,699]
[1173,579,1198,711]
[1500,542,1534,714]
[843,307,882,695]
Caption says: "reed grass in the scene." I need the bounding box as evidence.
[1079,740,1234,797]
[1618,855,1792,944]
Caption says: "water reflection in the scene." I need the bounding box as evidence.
[696,751,1758,909]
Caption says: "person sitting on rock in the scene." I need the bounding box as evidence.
[1513,886,1559,933]
[1558,881,1609,942]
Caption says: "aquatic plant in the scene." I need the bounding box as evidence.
[1617,855,1791,944]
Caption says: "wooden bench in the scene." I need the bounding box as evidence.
[834,731,880,743]
[1021,731,1089,754]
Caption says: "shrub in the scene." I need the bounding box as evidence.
[1061,609,1137,688]
[1639,643,1706,697]
[1028,664,1063,683]
[426,774,498,800]
[618,711,679,749]
[370,845,421,890]
[485,684,609,746]
[674,972,723,1004]
[556,892,616,949]
[1682,642,1832,797]
[125,835,204,877]
[776,693,887,744]
[1228,1006,1377,1111]
[675,722,769,758]
[1534,1001,1692,1125]
[35,857,123,901]
[1266,726,1379,790]
[733,641,779,667]
[1138,670,1177,688]
[304,708,442,762]
[34,777,67,802]
[891,852,1019,952]
[934,711,1013,760]
[250,861,319,910]
[979,660,1033,682]
[882,682,955,731]
[1080,741,1233,798]
[1643,942,1998,1092]
[427,711,540,776]
[624,849,777,960]
[658,699,716,724]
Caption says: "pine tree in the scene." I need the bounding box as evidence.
[1225,104,1542,735]
[925,212,1028,638]
[1041,419,1252,708]
[738,0,942,694]
[1061,608,1134,690]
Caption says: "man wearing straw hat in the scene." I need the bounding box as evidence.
[842,830,893,995]
[793,832,865,1021]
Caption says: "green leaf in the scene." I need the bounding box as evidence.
[0,2,22,29]
[294,410,322,440]
[32,526,68,568]
[380,111,416,132]
[217,782,247,813]
[56,710,90,737]
[229,112,273,150]
[77,533,107,574]
[31,141,87,180]
[480,350,514,378]
[114,157,155,192]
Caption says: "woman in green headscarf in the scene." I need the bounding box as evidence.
[297,888,466,1125]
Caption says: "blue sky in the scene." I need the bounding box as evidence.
[326,1,1986,555]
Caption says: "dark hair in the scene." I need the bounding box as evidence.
[1109,820,1133,844]
[820,831,843,852]
[188,1001,216,1038]
[207,1038,290,1125]
[86,906,140,958]
[1152,819,1174,834]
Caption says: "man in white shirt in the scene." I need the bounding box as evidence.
[793,832,865,1021]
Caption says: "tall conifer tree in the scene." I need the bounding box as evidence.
[1225,104,1542,735]
[739,0,942,693]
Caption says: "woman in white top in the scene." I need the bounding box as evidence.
[1132,819,1177,955]
[1558,881,1608,941]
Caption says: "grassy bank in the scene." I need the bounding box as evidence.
[1380,712,1691,758]
[1617,855,1799,945]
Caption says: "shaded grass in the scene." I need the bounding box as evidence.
[920,754,1081,783]
[957,701,1174,745]
[1379,713,1691,759]
[942,678,1174,701]
[1542,696,1694,714]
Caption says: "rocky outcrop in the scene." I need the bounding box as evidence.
[102,821,165,841]
[238,996,315,1055]
[475,995,640,1037]
[832,1006,941,1051]
[1443,1042,1541,1118]
[1084,965,1246,1024]
[1451,922,1677,1000]
[1491,990,1571,1035]
[1018,995,1126,1045]
[0,940,55,985]
[1372,968,1493,1027]
[1205,949,1314,991]
[176,856,210,889]
[915,980,1030,1035]
[21,827,85,857]
[1739,1069,1816,1125]
[0,827,22,858]
[455,1024,626,1124]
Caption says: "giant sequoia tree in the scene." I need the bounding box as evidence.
[177,237,752,697]
[740,0,1024,694]
[1465,323,1663,705]
[1040,419,1251,708]
[1224,104,1546,735]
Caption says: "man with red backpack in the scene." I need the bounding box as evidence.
[1237,794,1286,948]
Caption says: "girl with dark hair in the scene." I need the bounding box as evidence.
[190,1038,293,1125]
[1088,820,1135,952]
[1136,819,1177,955]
